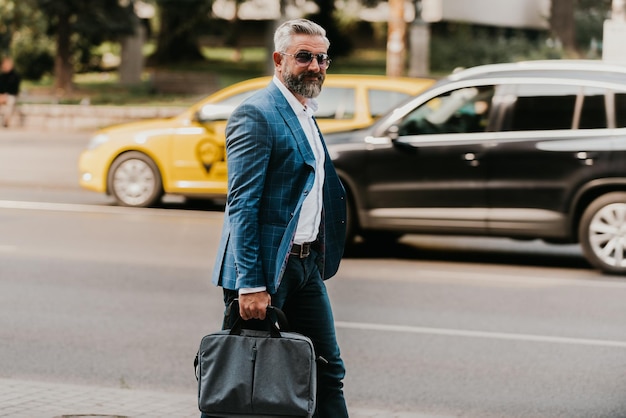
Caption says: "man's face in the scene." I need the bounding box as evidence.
[278,34,328,100]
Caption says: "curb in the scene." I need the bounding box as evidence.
[0,378,441,418]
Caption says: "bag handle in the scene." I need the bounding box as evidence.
[267,305,290,329]
[227,299,290,337]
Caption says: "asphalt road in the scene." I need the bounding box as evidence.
[1,129,626,417]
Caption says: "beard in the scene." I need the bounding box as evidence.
[283,69,324,98]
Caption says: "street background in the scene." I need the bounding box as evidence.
[1,129,626,417]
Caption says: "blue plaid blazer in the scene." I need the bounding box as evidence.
[211,82,347,293]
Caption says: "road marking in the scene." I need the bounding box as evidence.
[0,245,16,252]
[396,268,626,289]
[337,260,626,289]
[0,200,219,219]
[0,199,143,214]
[335,321,626,348]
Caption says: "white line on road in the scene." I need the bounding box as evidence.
[0,245,16,252]
[0,199,219,219]
[0,199,149,214]
[335,321,626,348]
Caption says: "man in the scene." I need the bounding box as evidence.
[211,18,349,417]
[0,57,21,127]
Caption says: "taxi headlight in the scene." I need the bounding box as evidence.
[86,133,109,150]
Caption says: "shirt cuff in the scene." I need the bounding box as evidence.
[238,286,267,295]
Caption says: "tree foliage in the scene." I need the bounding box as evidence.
[149,0,214,65]
[550,0,576,51]
[575,0,611,53]
[0,0,619,88]
[148,0,353,66]
[0,1,34,54]
[35,0,136,92]
[307,0,353,57]
[0,0,51,79]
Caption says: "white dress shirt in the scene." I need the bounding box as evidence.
[273,76,325,244]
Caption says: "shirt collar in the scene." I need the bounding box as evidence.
[272,76,318,116]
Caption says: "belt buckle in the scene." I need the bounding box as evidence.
[293,242,310,258]
[300,243,310,258]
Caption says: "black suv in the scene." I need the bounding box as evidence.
[325,60,626,275]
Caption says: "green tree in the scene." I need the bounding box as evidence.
[550,0,576,53]
[575,0,611,56]
[550,0,612,56]
[0,1,20,54]
[0,1,54,80]
[0,0,41,54]
[36,0,135,93]
[149,0,214,65]
[307,0,353,57]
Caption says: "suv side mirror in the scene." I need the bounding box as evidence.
[387,124,400,141]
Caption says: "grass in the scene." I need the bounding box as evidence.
[21,47,390,106]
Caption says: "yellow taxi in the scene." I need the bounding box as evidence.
[78,74,434,207]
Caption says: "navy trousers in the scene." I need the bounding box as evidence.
[202,247,349,418]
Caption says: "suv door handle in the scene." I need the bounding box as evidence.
[576,151,597,165]
[463,152,480,167]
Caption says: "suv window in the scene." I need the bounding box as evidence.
[579,88,607,129]
[615,93,626,127]
[503,84,608,131]
[369,89,412,118]
[398,85,495,136]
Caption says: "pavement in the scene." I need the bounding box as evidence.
[0,378,195,418]
[0,377,433,418]
[10,102,185,132]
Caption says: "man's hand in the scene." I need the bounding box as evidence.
[239,291,271,320]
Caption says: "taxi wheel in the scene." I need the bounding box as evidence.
[108,151,163,207]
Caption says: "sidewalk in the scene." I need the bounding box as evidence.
[0,378,434,418]
[13,103,185,131]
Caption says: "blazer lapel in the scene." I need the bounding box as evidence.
[268,84,316,168]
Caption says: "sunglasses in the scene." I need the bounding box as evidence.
[280,51,331,69]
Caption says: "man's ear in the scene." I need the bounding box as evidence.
[272,51,282,68]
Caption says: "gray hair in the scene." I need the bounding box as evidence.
[274,18,330,53]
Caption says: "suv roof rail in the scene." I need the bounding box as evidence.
[448,60,626,81]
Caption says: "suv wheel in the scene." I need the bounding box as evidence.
[579,192,626,275]
[108,152,163,207]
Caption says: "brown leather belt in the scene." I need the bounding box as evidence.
[290,242,313,258]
